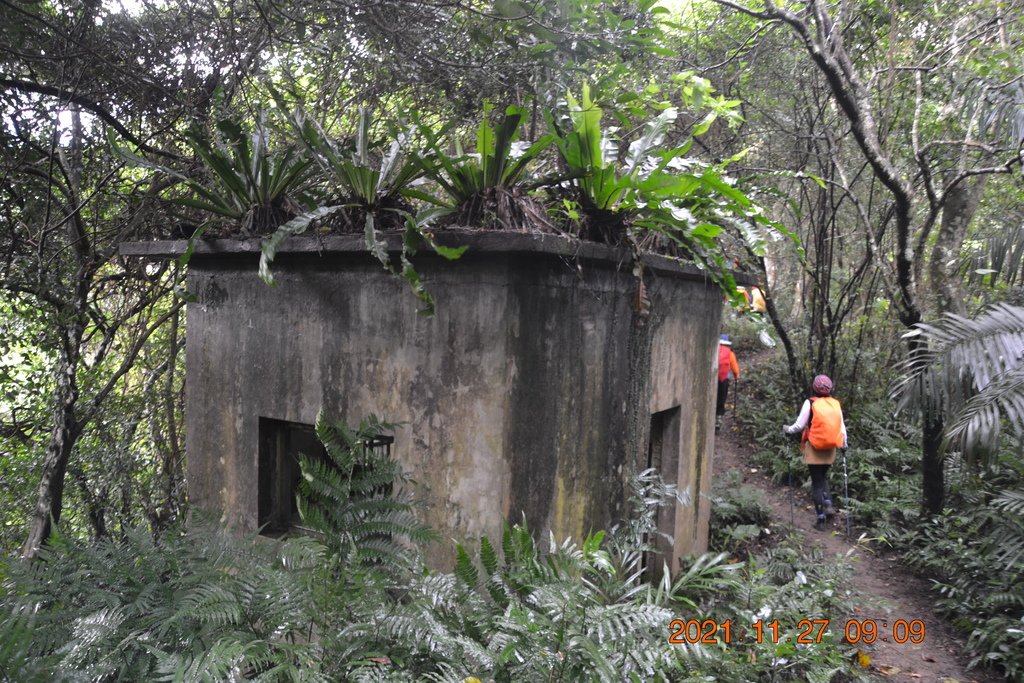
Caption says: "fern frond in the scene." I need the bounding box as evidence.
[152,635,251,682]
[584,603,675,643]
[298,414,436,568]
[178,584,244,627]
[992,489,1024,516]
[892,303,1024,464]
[455,544,480,589]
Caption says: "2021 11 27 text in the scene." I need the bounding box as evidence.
[668,618,926,646]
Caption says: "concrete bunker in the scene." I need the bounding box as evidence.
[122,232,724,570]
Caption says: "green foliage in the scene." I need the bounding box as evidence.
[894,457,1024,680]
[709,472,772,555]
[0,447,872,682]
[692,540,867,683]
[721,309,776,355]
[411,102,556,231]
[347,471,737,682]
[296,413,437,567]
[731,358,802,484]
[964,223,1024,291]
[547,81,783,304]
[161,85,783,314]
[303,106,421,219]
[256,105,469,311]
[0,523,328,681]
[553,82,642,216]
[260,103,428,280]
[893,303,1024,467]
[179,112,314,234]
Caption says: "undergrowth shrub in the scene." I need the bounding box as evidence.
[709,471,772,555]
[0,414,872,682]
[0,523,330,681]
[694,540,868,683]
[892,454,1024,681]
[721,310,770,356]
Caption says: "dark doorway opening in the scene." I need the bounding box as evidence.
[258,418,327,535]
[644,406,681,581]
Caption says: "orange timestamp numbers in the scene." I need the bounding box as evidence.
[668,618,926,645]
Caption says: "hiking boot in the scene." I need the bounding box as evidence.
[814,514,827,530]
[715,417,722,433]
[823,500,835,520]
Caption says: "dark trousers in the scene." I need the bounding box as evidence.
[716,379,730,416]
[808,464,833,514]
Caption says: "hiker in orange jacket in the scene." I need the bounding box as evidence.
[782,374,848,528]
[716,335,740,433]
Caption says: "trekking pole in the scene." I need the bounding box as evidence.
[788,455,795,526]
[784,429,797,526]
[733,378,740,420]
[842,447,851,540]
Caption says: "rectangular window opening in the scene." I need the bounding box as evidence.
[258,418,328,536]
[258,418,395,537]
[643,406,681,581]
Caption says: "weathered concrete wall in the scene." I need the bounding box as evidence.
[646,275,721,558]
[124,233,724,569]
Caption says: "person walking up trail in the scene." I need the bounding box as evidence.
[716,335,740,433]
[782,374,847,529]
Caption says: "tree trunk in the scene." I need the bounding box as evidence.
[928,177,988,317]
[22,336,83,558]
[921,410,945,515]
[916,176,987,513]
[756,259,804,398]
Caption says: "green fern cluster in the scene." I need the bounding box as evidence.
[709,471,773,555]
[695,540,867,683]
[348,521,716,682]
[295,413,437,568]
[896,458,1024,681]
[331,468,867,682]
[0,523,329,681]
[1,415,874,682]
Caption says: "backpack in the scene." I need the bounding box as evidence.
[718,346,733,381]
[804,397,844,450]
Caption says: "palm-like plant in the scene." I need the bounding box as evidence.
[892,302,1024,464]
[550,83,785,305]
[295,106,421,233]
[258,106,424,283]
[180,114,314,235]
[411,102,556,231]
[548,82,649,242]
[258,105,466,313]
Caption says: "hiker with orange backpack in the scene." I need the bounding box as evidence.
[782,375,848,529]
[716,335,740,433]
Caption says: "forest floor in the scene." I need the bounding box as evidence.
[713,363,1006,682]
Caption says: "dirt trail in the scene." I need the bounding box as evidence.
[713,368,1004,682]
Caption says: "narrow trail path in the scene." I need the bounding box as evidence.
[712,357,1004,683]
